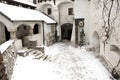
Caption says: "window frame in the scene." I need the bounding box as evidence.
[47,8,52,15]
[68,8,73,15]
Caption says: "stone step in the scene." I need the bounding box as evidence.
[29,50,38,55]
[43,55,48,60]
[17,50,28,57]
[35,54,44,59]
[27,49,34,53]
[34,51,43,57]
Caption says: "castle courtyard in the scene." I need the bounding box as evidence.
[11,42,112,80]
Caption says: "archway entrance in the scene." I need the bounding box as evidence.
[0,22,10,44]
[61,23,73,40]
[16,24,30,46]
[92,31,100,53]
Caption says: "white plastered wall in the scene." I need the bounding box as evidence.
[74,0,90,43]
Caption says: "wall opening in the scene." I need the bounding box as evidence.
[5,26,10,41]
[68,8,73,15]
[33,24,39,34]
[16,24,30,46]
[16,25,30,39]
[41,4,53,16]
[0,22,10,44]
[61,23,73,40]
[47,8,52,15]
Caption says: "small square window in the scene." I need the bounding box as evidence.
[47,8,52,15]
[68,8,73,15]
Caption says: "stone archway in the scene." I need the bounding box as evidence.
[61,23,73,40]
[92,31,100,53]
[0,22,10,44]
[16,24,30,46]
[16,24,30,39]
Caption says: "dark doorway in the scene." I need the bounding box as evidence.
[61,23,73,40]
[5,26,10,41]
[33,24,39,34]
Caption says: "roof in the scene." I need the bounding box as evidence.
[13,0,36,7]
[0,3,56,24]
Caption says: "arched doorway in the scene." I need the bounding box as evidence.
[16,24,30,46]
[61,23,73,40]
[92,31,100,53]
[33,24,39,34]
[0,22,10,44]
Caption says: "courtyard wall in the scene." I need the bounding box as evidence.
[0,40,17,80]
[89,0,120,75]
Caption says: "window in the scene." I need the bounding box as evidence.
[47,8,52,15]
[68,8,73,15]
[33,24,39,34]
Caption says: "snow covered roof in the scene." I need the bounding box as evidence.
[13,0,36,7]
[0,40,14,54]
[0,3,56,24]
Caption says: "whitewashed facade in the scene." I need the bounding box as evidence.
[36,0,120,77]
[36,0,74,41]
[89,0,120,76]
[0,2,56,49]
[0,0,120,78]
[74,0,120,76]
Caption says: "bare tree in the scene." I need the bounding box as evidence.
[98,0,120,79]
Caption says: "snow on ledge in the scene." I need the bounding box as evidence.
[0,40,14,54]
[13,0,36,7]
[0,3,56,24]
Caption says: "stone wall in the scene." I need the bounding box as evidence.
[1,41,17,80]
[0,53,8,80]
[0,22,6,45]
[46,33,56,46]
[89,0,120,78]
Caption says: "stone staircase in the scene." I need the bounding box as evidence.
[28,49,49,60]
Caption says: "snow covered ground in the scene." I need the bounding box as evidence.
[11,42,113,80]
